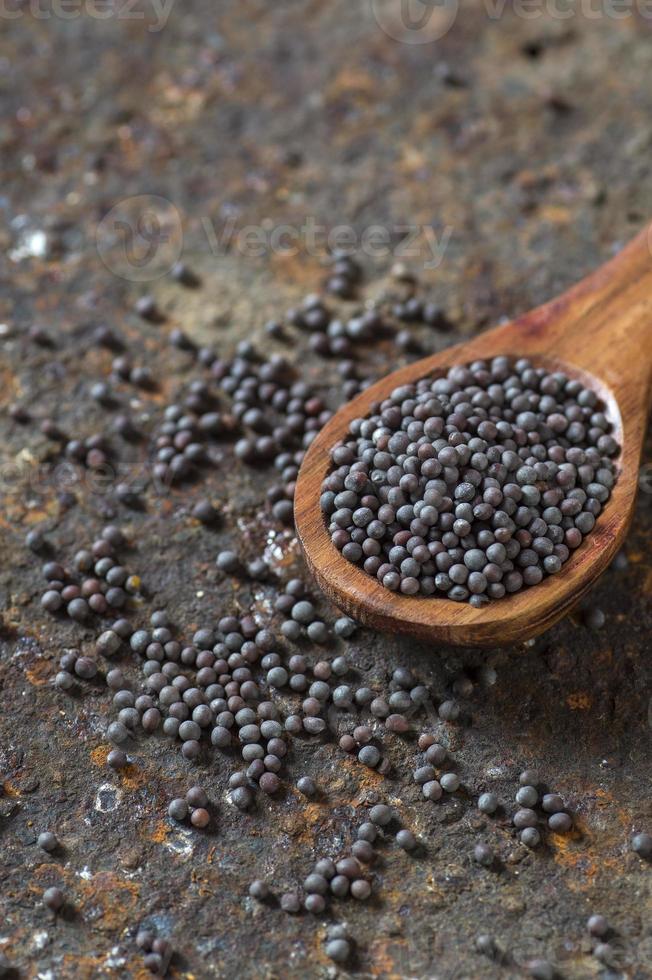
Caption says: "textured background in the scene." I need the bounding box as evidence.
[1,2,651,978]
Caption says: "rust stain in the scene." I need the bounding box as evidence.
[0,366,17,405]
[539,204,571,225]
[269,249,322,286]
[423,872,449,908]
[642,568,652,594]
[277,805,331,846]
[326,67,377,101]
[337,754,386,790]
[590,645,614,667]
[566,692,592,710]
[150,820,170,844]
[399,145,428,174]
[23,504,59,524]
[549,826,593,875]
[90,746,146,790]
[276,758,387,846]
[25,659,52,687]
[367,937,411,980]
[77,872,141,931]
[90,745,110,767]
[119,764,148,791]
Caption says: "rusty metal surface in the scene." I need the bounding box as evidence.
[1,2,651,978]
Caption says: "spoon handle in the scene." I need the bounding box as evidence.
[511,223,652,410]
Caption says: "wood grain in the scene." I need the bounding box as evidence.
[294,224,652,647]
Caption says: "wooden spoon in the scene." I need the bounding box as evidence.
[294,224,652,647]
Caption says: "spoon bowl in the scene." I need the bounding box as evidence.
[295,225,652,646]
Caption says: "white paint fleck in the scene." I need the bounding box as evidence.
[165,829,194,857]
[95,783,123,813]
[252,588,274,615]
[104,947,126,969]
[9,228,48,261]
[264,538,286,564]
[485,766,508,780]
